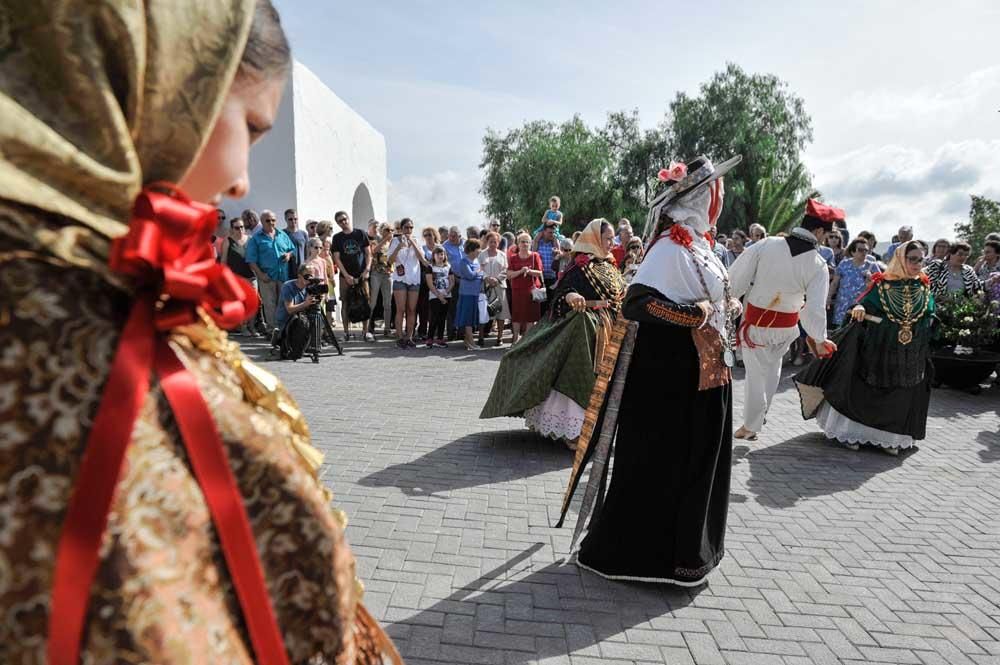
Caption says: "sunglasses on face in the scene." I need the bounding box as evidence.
[905,255,923,264]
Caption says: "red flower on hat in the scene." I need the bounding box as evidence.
[659,161,687,182]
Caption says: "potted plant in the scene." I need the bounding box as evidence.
[931,291,1000,392]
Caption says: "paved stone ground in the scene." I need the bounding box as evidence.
[242,335,1000,665]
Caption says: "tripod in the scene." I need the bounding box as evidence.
[305,303,343,362]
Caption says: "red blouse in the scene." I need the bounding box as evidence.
[509,252,542,290]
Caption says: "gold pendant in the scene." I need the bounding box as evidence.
[898,324,913,345]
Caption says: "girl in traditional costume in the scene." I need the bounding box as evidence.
[559,157,742,586]
[795,240,935,455]
[0,1,398,663]
[480,219,625,448]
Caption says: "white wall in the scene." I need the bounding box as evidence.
[231,75,297,225]
[221,60,387,228]
[292,61,387,224]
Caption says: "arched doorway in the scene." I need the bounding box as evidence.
[352,183,375,226]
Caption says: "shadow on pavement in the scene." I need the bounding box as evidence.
[393,544,701,664]
[977,429,1000,463]
[745,432,908,509]
[357,430,572,497]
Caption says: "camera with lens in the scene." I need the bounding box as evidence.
[305,277,328,297]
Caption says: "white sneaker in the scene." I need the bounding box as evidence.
[364,332,375,342]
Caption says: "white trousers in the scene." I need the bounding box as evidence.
[741,325,799,433]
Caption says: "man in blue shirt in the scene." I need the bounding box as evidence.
[283,207,309,277]
[532,221,562,315]
[883,225,913,263]
[246,209,295,332]
[274,265,321,330]
[442,226,465,339]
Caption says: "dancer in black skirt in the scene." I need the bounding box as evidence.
[568,156,741,585]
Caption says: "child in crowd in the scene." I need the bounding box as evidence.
[425,245,454,348]
[532,196,566,240]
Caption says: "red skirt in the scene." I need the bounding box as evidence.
[511,287,541,323]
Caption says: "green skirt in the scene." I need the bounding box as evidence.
[480,311,600,419]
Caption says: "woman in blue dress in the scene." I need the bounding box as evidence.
[829,237,880,326]
[453,237,485,350]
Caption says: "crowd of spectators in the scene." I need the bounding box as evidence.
[212,197,653,352]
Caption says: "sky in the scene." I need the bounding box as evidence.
[272,0,999,242]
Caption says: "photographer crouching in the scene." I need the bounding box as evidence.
[272,265,341,361]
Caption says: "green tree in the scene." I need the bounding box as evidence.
[600,109,670,228]
[480,116,618,233]
[729,162,820,235]
[955,195,1000,256]
[665,63,814,233]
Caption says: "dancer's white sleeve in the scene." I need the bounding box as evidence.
[802,264,830,341]
[727,242,763,299]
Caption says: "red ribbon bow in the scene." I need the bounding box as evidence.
[48,186,289,665]
[109,186,259,330]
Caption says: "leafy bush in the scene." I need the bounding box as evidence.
[934,291,1000,350]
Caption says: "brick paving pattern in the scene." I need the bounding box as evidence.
[242,337,1000,665]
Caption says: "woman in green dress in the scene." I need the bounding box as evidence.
[795,240,935,455]
[480,219,625,448]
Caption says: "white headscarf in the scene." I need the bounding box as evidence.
[665,186,713,235]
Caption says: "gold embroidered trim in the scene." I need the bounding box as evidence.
[645,300,704,327]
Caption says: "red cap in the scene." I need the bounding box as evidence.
[805,199,846,223]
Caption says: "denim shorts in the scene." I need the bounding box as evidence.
[392,281,420,293]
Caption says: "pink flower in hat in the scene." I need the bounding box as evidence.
[658,161,688,182]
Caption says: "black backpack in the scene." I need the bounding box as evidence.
[346,284,371,323]
[280,312,310,360]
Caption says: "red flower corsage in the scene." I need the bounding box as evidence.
[870,272,886,284]
[919,272,930,286]
[669,225,693,248]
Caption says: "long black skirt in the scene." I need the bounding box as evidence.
[794,322,931,439]
[577,322,732,585]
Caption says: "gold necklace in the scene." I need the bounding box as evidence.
[876,280,930,345]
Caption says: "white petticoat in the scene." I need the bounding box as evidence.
[523,390,585,441]
[816,402,915,450]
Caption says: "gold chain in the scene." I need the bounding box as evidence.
[876,280,929,345]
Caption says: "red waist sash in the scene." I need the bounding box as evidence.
[738,303,800,349]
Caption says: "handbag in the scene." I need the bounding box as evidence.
[485,286,502,318]
[531,286,548,303]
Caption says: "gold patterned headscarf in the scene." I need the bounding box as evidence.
[573,218,610,259]
[884,239,923,281]
[0,0,255,268]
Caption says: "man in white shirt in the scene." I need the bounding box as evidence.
[729,200,841,440]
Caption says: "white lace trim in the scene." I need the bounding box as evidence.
[816,402,915,450]
[575,560,709,587]
[524,390,585,441]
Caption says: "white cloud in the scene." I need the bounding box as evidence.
[841,65,1000,127]
[388,170,485,229]
[811,139,1000,242]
